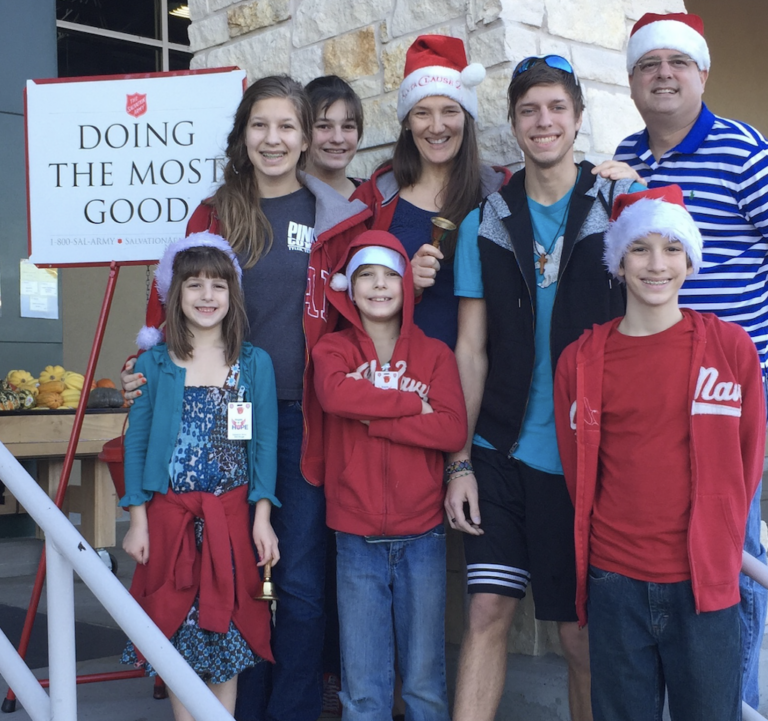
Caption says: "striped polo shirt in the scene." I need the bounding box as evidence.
[615,103,768,368]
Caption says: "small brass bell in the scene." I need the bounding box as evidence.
[256,561,279,602]
[430,216,457,248]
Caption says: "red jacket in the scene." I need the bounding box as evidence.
[128,485,274,663]
[311,231,468,536]
[350,164,512,233]
[554,310,766,626]
[185,172,372,486]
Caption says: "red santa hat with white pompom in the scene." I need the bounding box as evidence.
[397,35,486,122]
[603,185,703,281]
[626,12,710,73]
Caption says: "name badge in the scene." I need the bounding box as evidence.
[374,371,399,390]
[228,402,252,440]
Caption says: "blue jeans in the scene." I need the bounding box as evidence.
[236,401,327,721]
[742,480,767,709]
[588,566,742,721]
[336,526,450,721]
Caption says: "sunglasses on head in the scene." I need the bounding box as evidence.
[512,55,579,84]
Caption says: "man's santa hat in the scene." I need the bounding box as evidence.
[136,232,242,350]
[603,185,703,280]
[397,35,485,122]
[626,12,710,73]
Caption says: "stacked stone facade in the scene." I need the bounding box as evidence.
[187,0,686,655]
[189,0,685,179]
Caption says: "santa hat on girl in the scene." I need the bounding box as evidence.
[603,185,703,280]
[626,12,710,73]
[397,35,486,122]
[136,232,242,350]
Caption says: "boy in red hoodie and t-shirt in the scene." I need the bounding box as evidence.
[311,229,467,721]
[554,185,766,720]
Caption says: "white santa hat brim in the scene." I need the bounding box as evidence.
[603,198,703,279]
[154,231,242,303]
[341,246,407,299]
[627,19,710,73]
[397,64,485,122]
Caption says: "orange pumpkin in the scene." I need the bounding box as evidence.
[95,378,116,389]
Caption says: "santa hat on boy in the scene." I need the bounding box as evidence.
[626,12,710,73]
[603,185,703,280]
[136,232,242,350]
[397,35,486,122]
[329,233,407,299]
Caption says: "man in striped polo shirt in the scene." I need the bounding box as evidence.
[615,11,768,709]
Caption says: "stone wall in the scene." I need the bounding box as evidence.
[186,0,686,656]
[188,0,685,179]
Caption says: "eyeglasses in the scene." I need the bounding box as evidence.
[634,56,696,75]
[512,55,579,84]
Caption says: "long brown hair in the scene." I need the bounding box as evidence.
[389,110,482,259]
[210,76,313,269]
[164,246,248,365]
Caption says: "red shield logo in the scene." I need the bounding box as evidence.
[126,93,147,118]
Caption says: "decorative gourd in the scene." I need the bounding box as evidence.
[62,372,85,391]
[0,391,20,411]
[61,389,81,405]
[87,387,124,409]
[15,389,36,409]
[38,365,65,383]
[38,380,66,394]
[36,391,64,409]
[6,370,35,388]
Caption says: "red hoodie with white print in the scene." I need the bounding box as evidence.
[311,230,467,537]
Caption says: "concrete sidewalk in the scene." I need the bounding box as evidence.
[0,524,767,720]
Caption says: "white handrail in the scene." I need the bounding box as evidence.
[744,701,768,721]
[0,440,234,721]
[0,630,50,720]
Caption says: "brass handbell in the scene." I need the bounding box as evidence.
[256,561,279,602]
[430,216,457,248]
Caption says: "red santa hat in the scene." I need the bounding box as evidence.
[626,12,710,73]
[397,35,485,122]
[135,232,242,350]
[603,185,703,279]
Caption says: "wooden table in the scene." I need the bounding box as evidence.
[0,409,127,548]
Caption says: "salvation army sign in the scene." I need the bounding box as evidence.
[25,68,246,266]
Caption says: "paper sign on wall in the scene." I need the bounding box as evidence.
[20,260,58,319]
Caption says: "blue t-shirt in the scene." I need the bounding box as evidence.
[455,196,566,473]
[389,197,459,349]
[455,180,645,473]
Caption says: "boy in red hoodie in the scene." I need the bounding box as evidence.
[312,229,467,721]
[554,185,766,720]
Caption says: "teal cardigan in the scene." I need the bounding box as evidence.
[121,342,279,508]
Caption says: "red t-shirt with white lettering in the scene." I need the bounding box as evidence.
[590,314,694,582]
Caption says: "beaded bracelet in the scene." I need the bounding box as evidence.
[446,470,473,484]
[445,459,473,477]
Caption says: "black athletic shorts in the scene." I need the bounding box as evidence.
[463,445,578,622]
